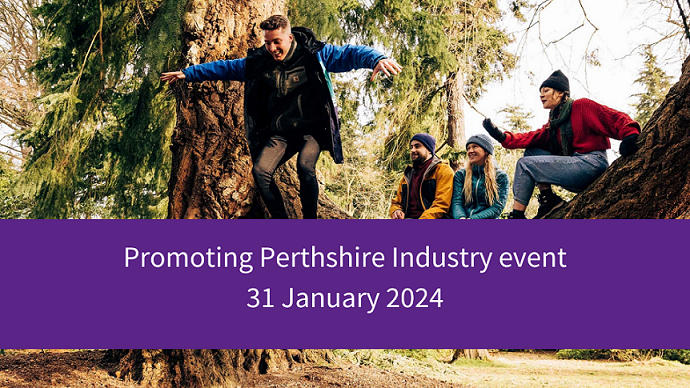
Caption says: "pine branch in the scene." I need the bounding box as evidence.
[136,0,149,29]
[99,0,104,68]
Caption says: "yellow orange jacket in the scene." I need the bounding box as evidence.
[389,156,454,219]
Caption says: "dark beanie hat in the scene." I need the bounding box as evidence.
[411,133,436,155]
[540,70,569,93]
[466,134,494,155]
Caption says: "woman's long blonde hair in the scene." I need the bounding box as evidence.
[463,154,498,206]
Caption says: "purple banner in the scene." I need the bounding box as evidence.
[0,219,688,349]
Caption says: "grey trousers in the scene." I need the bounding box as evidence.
[512,148,609,205]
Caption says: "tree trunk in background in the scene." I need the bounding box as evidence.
[109,349,334,388]
[451,349,490,361]
[550,55,690,219]
[167,0,349,219]
[446,71,465,171]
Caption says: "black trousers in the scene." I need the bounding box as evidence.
[252,134,321,219]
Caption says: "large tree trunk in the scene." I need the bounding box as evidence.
[108,349,335,388]
[445,71,466,171]
[166,0,349,219]
[450,349,490,362]
[550,55,690,219]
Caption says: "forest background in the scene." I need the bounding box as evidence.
[0,0,685,219]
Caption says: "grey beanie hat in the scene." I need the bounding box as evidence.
[411,133,437,155]
[466,134,494,155]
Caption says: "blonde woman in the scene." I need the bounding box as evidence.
[451,134,509,219]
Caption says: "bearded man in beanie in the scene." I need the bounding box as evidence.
[161,15,402,218]
[390,133,455,219]
[482,70,641,219]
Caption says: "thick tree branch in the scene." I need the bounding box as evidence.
[676,0,690,42]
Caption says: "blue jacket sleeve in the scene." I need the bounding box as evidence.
[451,170,469,219]
[317,44,387,73]
[469,169,510,219]
[181,58,246,82]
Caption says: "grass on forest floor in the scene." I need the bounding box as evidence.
[335,350,690,388]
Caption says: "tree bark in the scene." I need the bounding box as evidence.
[549,55,690,219]
[108,349,335,388]
[167,0,349,219]
[451,349,490,361]
[446,71,465,171]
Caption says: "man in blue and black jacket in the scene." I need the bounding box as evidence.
[161,15,402,218]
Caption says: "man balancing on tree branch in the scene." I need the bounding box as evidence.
[161,15,402,219]
[482,70,641,219]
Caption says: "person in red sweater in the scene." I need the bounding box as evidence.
[482,70,641,219]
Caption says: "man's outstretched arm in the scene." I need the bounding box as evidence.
[318,44,402,80]
[160,58,247,84]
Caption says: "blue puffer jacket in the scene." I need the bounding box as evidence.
[181,38,386,83]
[182,27,386,163]
[451,164,509,219]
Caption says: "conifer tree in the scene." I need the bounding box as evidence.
[22,0,183,218]
[632,45,673,128]
[500,104,534,133]
[0,155,31,218]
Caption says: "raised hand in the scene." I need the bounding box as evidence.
[160,71,186,84]
[482,118,506,142]
[371,58,403,82]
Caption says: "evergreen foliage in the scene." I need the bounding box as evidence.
[500,104,534,133]
[20,0,185,218]
[0,156,32,218]
[318,79,398,218]
[632,45,673,128]
[288,0,345,42]
[342,0,517,170]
